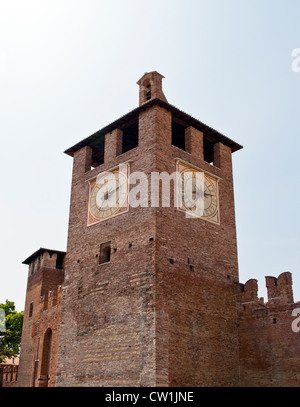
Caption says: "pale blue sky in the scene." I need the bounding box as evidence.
[0,0,299,310]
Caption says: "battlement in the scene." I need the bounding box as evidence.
[23,248,66,278]
[39,285,63,311]
[265,272,294,306]
[235,272,296,314]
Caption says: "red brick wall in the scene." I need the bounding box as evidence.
[236,273,300,386]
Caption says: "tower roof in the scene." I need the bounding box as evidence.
[64,97,243,162]
[22,248,66,265]
[136,71,165,85]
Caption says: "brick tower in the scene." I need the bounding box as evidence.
[17,248,65,387]
[55,71,243,386]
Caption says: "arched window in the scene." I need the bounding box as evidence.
[40,328,52,387]
[142,79,152,101]
[100,242,111,264]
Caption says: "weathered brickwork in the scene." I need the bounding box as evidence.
[55,114,158,387]
[17,72,300,387]
[150,106,240,386]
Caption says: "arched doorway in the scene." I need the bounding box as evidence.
[39,328,52,387]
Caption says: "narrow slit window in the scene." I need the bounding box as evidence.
[29,302,34,318]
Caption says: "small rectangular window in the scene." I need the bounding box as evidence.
[100,242,111,264]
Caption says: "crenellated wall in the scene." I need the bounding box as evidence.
[235,272,300,386]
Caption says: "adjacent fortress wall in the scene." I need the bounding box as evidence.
[235,272,300,386]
